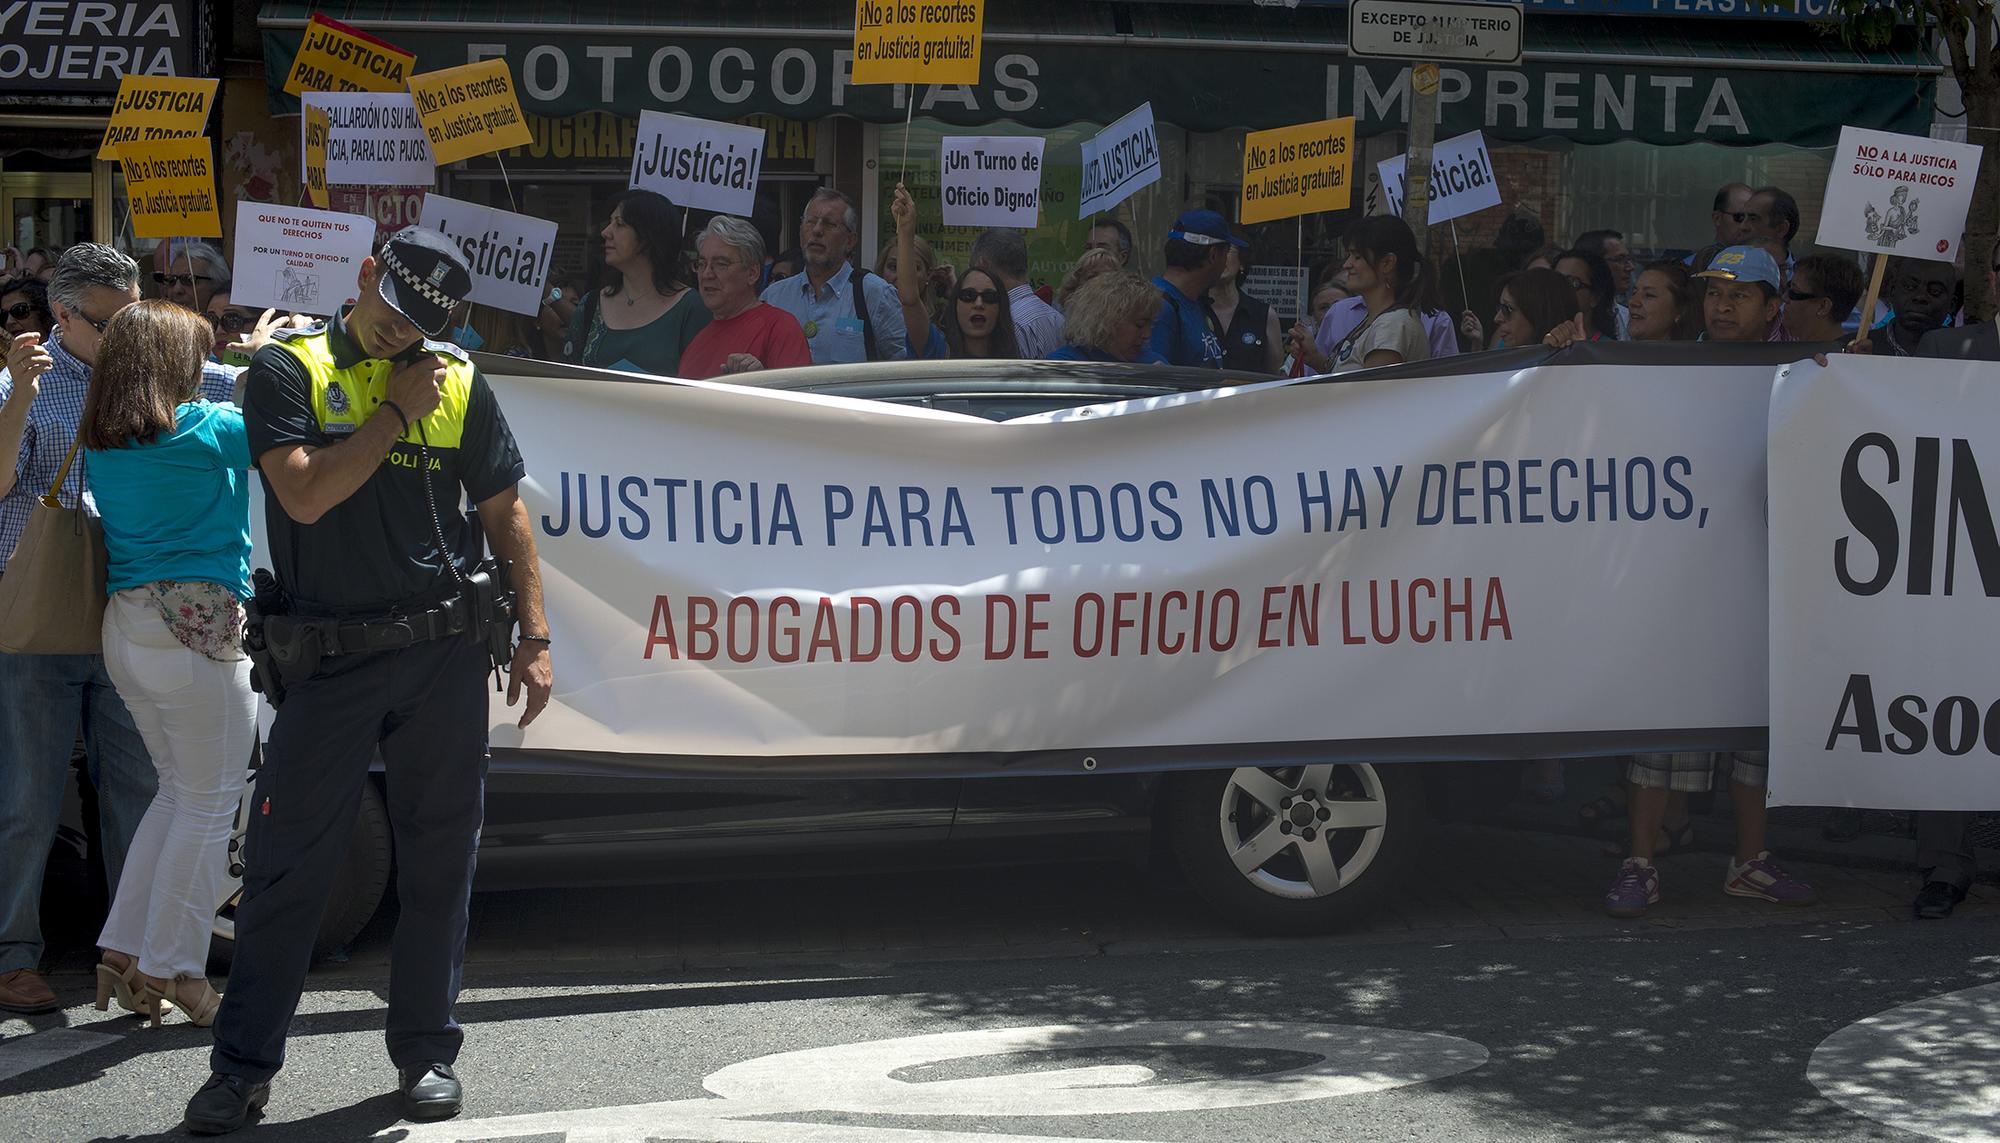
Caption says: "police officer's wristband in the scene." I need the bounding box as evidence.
[380,400,410,434]
[519,634,552,646]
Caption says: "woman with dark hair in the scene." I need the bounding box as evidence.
[563,188,710,376]
[81,300,255,1028]
[1625,260,1703,342]
[1210,239,1283,374]
[1323,215,1432,372]
[1462,267,1578,349]
[1554,249,1619,341]
[942,266,1021,359]
[1,275,53,340]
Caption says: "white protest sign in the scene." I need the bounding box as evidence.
[1377,130,1503,223]
[416,193,558,317]
[1078,103,1161,218]
[629,110,764,216]
[940,136,1045,228]
[1769,356,2000,810]
[229,201,375,317]
[302,91,436,187]
[1817,126,1984,260]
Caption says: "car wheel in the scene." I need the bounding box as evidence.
[1166,762,1424,935]
[210,771,394,972]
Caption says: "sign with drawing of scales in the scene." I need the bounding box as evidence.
[1817,126,1984,261]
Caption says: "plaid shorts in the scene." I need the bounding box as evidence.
[1628,751,1768,792]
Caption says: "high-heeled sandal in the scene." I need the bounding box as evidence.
[139,974,223,1028]
[94,952,153,1017]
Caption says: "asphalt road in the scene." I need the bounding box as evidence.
[3,876,1996,1143]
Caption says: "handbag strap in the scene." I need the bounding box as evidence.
[42,427,84,511]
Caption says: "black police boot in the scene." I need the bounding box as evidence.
[184,1073,271,1135]
[1914,880,1969,920]
[398,1063,463,1121]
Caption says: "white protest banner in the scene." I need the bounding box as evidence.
[229,202,375,317]
[477,351,1776,764]
[940,136,1045,228]
[1817,126,1984,260]
[1769,356,2000,810]
[417,193,557,317]
[629,110,764,216]
[1377,130,1503,223]
[302,92,436,187]
[1077,103,1161,219]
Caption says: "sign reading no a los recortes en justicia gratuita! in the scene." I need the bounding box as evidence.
[1816,126,1985,262]
[629,111,765,217]
[1240,118,1355,226]
[407,58,533,166]
[1347,0,1523,64]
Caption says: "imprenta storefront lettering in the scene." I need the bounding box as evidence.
[0,0,195,90]
[1331,64,1751,138]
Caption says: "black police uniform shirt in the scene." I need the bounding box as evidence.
[244,311,526,614]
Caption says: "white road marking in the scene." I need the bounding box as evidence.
[386,1019,1490,1142]
[0,1027,124,1084]
[1809,980,2000,1142]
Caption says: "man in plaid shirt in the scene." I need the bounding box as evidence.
[0,244,237,1014]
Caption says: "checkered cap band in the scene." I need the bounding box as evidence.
[381,247,457,311]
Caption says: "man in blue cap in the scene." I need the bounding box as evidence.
[1147,210,1241,368]
[1695,244,1784,342]
[184,227,556,1134]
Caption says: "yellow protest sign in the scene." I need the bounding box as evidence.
[283,13,416,97]
[1240,117,1355,225]
[407,58,534,166]
[852,0,983,85]
[303,104,331,209]
[97,75,219,161]
[119,137,222,239]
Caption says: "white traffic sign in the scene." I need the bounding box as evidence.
[1348,0,1524,64]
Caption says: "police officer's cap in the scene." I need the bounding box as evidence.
[375,228,472,339]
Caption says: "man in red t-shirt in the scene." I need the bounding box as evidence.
[679,217,813,379]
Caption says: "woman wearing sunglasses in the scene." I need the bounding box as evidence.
[941,267,1021,359]
[2,275,53,340]
[200,290,272,363]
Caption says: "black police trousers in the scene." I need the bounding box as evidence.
[211,629,489,1083]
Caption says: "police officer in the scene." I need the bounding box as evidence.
[184,229,554,1135]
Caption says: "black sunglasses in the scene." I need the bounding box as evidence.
[1562,274,1590,291]
[3,302,37,321]
[1784,288,1822,303]
[203,309,255,333]
[956,288,1003,304]
[153,272,213,287]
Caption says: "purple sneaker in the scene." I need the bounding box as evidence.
[1604,859,1660,918]
[1723,852,1817,905]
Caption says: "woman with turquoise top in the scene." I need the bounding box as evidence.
[563,189,710,377]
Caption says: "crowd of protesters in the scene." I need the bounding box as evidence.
[0,170,1986,1023]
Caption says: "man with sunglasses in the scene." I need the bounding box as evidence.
[0,244,239,1016]
[1778,255,1864,346]
[151,240,231,313]
[1686,183,1757,271]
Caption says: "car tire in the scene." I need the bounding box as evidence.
[210,774,394,972]
[1166,762,1424,935]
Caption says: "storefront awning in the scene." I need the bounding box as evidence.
[258,1,1937,147]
